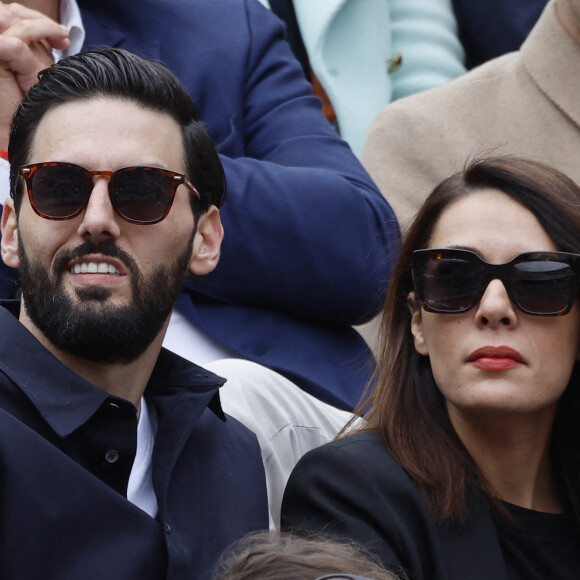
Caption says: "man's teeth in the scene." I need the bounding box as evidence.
[72,262,120,275]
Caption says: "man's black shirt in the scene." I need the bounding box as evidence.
[0,302,268,579]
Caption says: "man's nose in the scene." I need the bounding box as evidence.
[76,177,121,241]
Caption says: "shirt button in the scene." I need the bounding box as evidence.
[164,523,172,534]
[105,449,120,464]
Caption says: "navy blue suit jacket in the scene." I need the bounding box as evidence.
[0,0,400,409]
[452,0,547,68]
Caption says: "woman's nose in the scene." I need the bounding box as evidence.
[474,278,518,328]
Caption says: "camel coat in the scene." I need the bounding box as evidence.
[362,0,580,230]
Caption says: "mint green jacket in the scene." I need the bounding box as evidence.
[259,0,465,156]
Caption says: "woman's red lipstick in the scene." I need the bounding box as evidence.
[467,346,525,371]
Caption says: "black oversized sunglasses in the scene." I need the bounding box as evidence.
[412,248,580,316]
[19,161,201,225]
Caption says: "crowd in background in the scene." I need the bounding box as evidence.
[0,1,578,579]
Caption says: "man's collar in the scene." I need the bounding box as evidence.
[0,301,109,436]
[521,0,580,128]
[148,348,227,421]
[0,302,227,437]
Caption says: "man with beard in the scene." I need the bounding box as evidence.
[0,47,268,579]
[0,0,401,412]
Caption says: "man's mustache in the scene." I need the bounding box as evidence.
[52,239,138,277]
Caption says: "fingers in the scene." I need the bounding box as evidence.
[0,2,69,144]
[0,2,21,33]
[0,35,51,91]
[0,3,69,50]
[0,2,70,92]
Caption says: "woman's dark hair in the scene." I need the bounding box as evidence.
[352,156,580,522]
[8,47,225,216]
[212,531,401,580]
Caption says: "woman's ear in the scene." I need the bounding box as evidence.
[408,291,429,356]
[1,199,21,269]
[189,205,224,275]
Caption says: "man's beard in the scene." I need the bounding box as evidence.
[18,235,194,364]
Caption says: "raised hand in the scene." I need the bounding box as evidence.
[0,2,69,148]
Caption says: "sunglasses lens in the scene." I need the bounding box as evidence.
[30,164,90,219]
[511,260,576,314]
[416,250,579,316]
[421,254,485,312]
[111,168,174,223]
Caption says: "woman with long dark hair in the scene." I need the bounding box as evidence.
[282,156,580,580]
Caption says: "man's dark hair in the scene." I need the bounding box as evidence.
[8,47,225,215]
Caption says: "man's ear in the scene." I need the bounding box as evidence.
[1,200,20,269]
[408,291,429,356]
[189,205,224,275]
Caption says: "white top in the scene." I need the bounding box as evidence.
[127,397,158,517]
[163,309,235,365]
[53,0,85,60]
